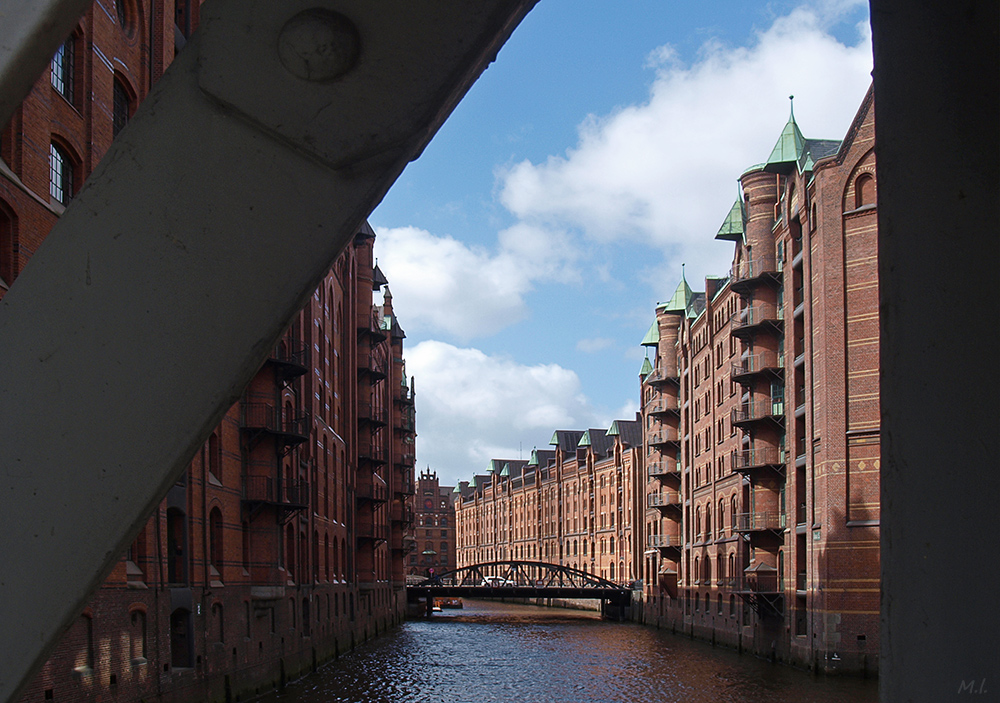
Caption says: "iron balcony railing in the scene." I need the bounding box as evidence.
[731,351,784,379]
[646,398,680,413]
[737,570,782,594]
[358,443,386,464]
[731,304,782,333]
[241,403,309,440]
[356,523,388,541]
[269,338,309,379]
[731,447,786,472]
[647,428,681,445]
[732,256,780,284]
[647,461,680,478]
[242,476,308,507]
[735,511,786,532]
[731,401,785,425]
[647,492,681,508]
[644,367,679,384]
[358,402,388,426]
[647,534,682,549]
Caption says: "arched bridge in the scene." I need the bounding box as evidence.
[406,561,633,619]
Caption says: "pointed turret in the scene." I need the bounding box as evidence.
[764,96,807,175]
[715,198,746,242]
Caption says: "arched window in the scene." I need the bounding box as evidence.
[211,602,224,643]
[49,142,75,205]
[50,35,76,103]
[694,556,700,585]
[209,507,223,580]
[207,432,220,481]
[241,520,250,573]
[855,173,875,208]
[129,609,147,662]
[112,76,134,137]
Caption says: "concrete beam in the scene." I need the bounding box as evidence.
[0,1,537,700]
[872,0,999,700]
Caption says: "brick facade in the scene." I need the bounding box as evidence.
[3,3,416,702]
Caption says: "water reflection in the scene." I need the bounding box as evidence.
[261,601,877,703]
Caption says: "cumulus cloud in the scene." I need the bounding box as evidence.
[498,3,873,280]
[406,340,607,483]
[374,224,577,340]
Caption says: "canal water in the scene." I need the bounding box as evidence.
[259,600,878,703]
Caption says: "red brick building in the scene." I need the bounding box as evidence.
[455,420,643,586]
[638,89,879,674]
[409,469,457,579]
[3,3,416,702]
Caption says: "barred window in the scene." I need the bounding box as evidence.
[50,37,75,102]
[49,143,73,205]
[113,78,131,137]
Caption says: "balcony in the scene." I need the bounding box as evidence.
[358,353,388,380]
[731,256,781,294]
[358,402,388,427]
[730,447,786,474]
[731,400,785,427]
[356,522,388,543]
[242,476,308,522]
[731,352,784,382]
[358,443,386,466]
[647,428,681,446]
[646,398,680,415]
[356,480,387,505]
[394,452,415,468]
[644,367,679,384]
[647,491,682,509]
[646,534,682,550]
[647,460,680,479]
[241,403,308,447]
[267,338,309,382]
[395,477,415,496]
[735,511,786,532]
[735,565,784,617]
[391,504,414,525]
[358,310,387,341]
[730,304,783,339]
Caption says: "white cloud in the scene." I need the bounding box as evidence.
[406,340,605,484]
[498,3,873,282]
[374,224,577,340]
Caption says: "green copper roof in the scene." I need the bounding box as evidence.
[764,97,806,175]
[549,431,560,446]
[486,461,494,473]
[452,484,461,493]
[661,275,694,314]
[578,430,592,447]
[640,356,653,377]
[500,463,510,477]
[715,199,746,242]
[640,320,659,347]
[606,420,621,437]
[469,476,477,488]
[528,449,539,466]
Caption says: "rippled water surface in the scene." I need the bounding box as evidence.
[261,601,878,703]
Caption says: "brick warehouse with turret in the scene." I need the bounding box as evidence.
[637,89,879,674]
[2,2,417,702]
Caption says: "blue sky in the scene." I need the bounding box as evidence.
[370,0,873,487]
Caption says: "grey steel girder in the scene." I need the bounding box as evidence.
[0,1,537,700]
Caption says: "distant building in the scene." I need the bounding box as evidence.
[410,469,457,578]
[638,88,879,675]
[455,419,643,586]
[4,3,417,702]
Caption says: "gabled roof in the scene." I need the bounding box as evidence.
[527,448,555,467]
[579,428,612,456]
[607,418,642,448]
[715,199,746,242]
[549,430,584,451]
[372,263,389,290]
